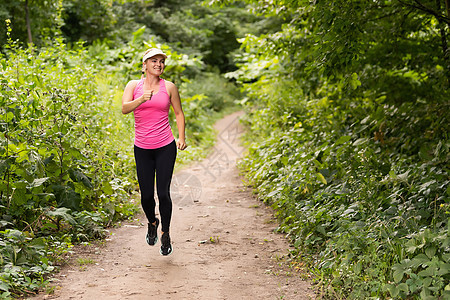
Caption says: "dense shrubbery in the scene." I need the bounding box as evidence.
[220,0,449,298]
[0,38,134,297]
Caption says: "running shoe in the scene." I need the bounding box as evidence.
[146,218,159,246]
[160,232,173,256]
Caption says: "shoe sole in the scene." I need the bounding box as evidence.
[160,247,173,256]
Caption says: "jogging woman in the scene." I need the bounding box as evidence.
[122,48,187,256]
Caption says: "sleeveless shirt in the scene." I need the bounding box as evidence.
[132,78,174,149]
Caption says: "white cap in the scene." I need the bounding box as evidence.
[142,48,168,62]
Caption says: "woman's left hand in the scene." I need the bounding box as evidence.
[176,139,187,150]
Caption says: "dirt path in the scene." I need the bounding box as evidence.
[31,111,314,300]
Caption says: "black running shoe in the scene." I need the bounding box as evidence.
[160,232,173,256]
[146,218,159,246]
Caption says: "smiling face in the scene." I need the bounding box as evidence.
[143,54,165,76]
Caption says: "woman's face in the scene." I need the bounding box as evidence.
[144,54,165,76]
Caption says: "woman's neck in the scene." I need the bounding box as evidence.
[144,74,160,86]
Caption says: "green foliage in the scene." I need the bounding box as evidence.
[0,38,140,296]
[108,0,244,72]
[60,0,116,44]
[0,0,61,47]
[0,229,56,297]
[228,0,449,298]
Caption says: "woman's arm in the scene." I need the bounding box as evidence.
[122,80,153,114]
[167,81,187,150]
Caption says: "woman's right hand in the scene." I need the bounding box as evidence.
[140,90,153,103]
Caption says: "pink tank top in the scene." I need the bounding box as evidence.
[132,78,174,149]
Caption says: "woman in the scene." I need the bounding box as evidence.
[122,48,187,256]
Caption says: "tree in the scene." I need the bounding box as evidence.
[0,0,60,48]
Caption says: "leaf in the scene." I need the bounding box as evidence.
[354,261,362,274]
[411,254,431,268]
[51,185,81,211]
[418,266,436,277]
[280,156,289,166]
[0,159,9,176]
[46,207,76,225]
[132,26,146,39]
[69,169,93,189]
[387,283,400,297]
[0,281,9,292]
[437,263,450,276]
[28,177,49,188]
[5,112,14,122]
[335,135,351,145]
[30,237,46,250]
[352,138,368,146]
[349,72,361,90]
[101,181,114,195]
[393,268,405,283]
[425,246,436,259]
[398,283,409,293]
[316,225,326,235]
[397,170,410,182]
[316,173,327,185]
[267,189,280,198]
[11,181,29,206]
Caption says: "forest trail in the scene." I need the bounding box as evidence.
[30,111,314,300]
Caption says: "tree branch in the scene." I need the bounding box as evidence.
[397,0,450,25]
[446,0,450,17]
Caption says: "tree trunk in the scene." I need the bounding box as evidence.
[437,0,449,85]
[446,0,449,18]
[25,0,33,44]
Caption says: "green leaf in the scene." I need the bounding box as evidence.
[349,72,361,90]
[387,283,400,297]
[51,185,81,211]
[316,173,327,184]
[425,246,436,259]
[423,277,433,287]
[11,181,29,206]
[46,207,76,225]
[354,261,362,274]
[335,135,351,145]
[352,138,368,146]
[411,254,430,268]
[398,283,409,293]
[5,112,14,122]
[316,225,326,235]
[437,263,450,276]
[101,181,114,195]
[28,177,49,188]
[393,268,405,283]
[0,281,9,292]
[418,266,436,277]
[70,169,93,189]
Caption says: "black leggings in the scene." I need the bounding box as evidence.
[134,140,177,233]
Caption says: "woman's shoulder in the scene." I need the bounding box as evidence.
[126,79,141,88]
[163,79,177,91]
[124,79,142,94]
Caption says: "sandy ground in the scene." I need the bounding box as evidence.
[29,111,315,300]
